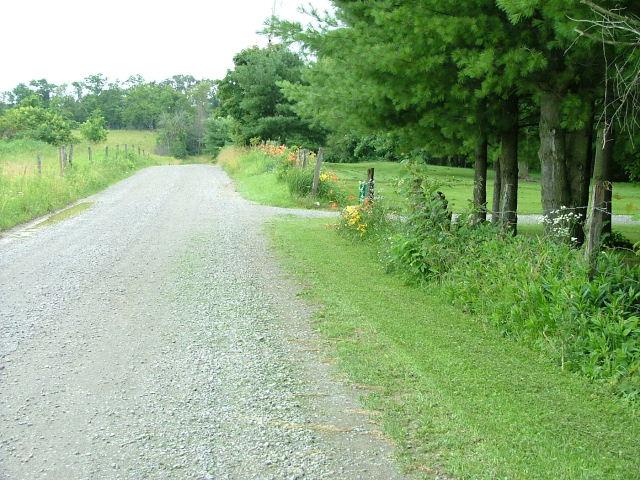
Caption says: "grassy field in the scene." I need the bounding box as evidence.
[328,161,640,216]
[0,130,174,231]
[216,147,640,217]
[269,217,640,479]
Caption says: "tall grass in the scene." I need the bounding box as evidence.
[217,145,344,208]
[0,131,172,231]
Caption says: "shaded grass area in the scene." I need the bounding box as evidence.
[0,130,175,231]
[268,217,640,479]
[329,161,640,216]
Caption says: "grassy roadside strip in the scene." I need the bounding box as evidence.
[217,146,320,209]
[267,217,640,479]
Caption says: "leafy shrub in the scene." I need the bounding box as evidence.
[337,202,390,240]
[156,111,197,158]
[384,161,640,399]
[605,230,635,250]
[204,116,233,156]
[284,167,343,203]
[324,132,404,163]
[80,110,108,143]
[0,106,73,145]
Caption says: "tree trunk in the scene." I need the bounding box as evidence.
[539,91,569,231]
[585,123,614,274]
[473,134,488,224]
[499,95,519,234]
[491,158,501,224]
[565,118,593,245]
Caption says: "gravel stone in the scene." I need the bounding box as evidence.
[0,165,409,479]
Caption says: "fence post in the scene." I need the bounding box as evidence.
[68,144,74,166]
[585,124,614,276]
[302,149,308,168]
[366,167,375,204]
[124,144,128,155]
[37,154,42,175]
[138,146,141,155]
[88,146,93,162]
[59,147,64,176]
[105,145,109,158]
[116,144,120,158]
[311,148,324,196]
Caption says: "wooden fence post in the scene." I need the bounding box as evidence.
[68,144,74,166]
[59,147,64,176]
[116,144,120,158]
[124,144,128,155]
[302,149,308,168]
[366,167,375,204]
[138,146,141,155]
[88,146,93,162]
[585,123,614,276]
[37,154,42,175]
[311,148,324,196]
[62,145,68,167]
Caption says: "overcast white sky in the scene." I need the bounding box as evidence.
[0,0,333,92]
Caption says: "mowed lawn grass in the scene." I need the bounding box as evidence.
[219,149,640,217]
[328,161,640,216]
[268,217,640,480]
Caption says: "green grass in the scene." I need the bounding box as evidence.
[0,130,175,231]
[36,202,93,227]
[0,130,159,174]
[268,217,640,479]
[217,147,337,209]
[217,147,640,219]
[329,161,640,215]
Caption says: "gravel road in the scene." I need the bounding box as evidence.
[0,165,408,480]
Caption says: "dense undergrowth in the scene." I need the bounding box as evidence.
[338,162,640,400]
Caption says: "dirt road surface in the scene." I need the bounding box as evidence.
[0,165,408,480]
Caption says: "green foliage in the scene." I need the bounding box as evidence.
[2,74,217,144]
[122,82,189,130]
[337,202,391,240]
[385,164,640,399]
[80,110,108,143]
[204,117,233,156]
[0,106,73,145]
[324,132,404,163]
[217,45,325,146]
[282,167,342,203]
[156,111,197,159]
